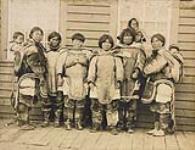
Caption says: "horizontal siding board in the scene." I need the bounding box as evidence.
[179,26,195,34]
[175,92,195,101]
[67,22,110,30]
[67,1,110,7]
[67,13,110,23]
[0,66,14,74]
[175,84,195,93]
[180,9,195,18]
[67,31,108,39]
[178,33,195,42]
[179,17,195,25]
[176,109,195,118]
[180,76,195,84]
[179,42,195,50]
[176,117,195,125]
[67,5,110,14]
[67,39,98,47]
[181,50,195,59]
[175,101,195,110]
[183,67,195,76]
[184,60,195,67]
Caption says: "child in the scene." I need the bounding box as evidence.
[43,31,62,127]
[8,32,24,60]
[56,33,92,130]
[116,28,145,133]
[88,34,124,135]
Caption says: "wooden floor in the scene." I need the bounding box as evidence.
[0,120,194,150]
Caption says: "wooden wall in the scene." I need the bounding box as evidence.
[0,0,195,131]
[61,0,118,49]
[175,1,195,131]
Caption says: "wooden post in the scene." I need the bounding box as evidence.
[0,0,8,61]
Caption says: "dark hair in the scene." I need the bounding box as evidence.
[71,33,85,43]
[29,26,44,39]
[13,32,24,40]
[151,33,166,46]
[119,28,136,44]
[47,31,62,42]
[98,34,114,49]
[128,18,139,28]
[169,44,180,51]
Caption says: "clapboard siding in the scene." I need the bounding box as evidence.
[175,2,195,131]
[64,0,117,49]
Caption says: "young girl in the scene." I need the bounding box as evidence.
[116,28,145,133]
[56,33,92,130]
[88,34,124,135]
[44,31,62,127]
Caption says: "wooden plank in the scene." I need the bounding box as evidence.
[184,132,195,148]
[183,68,195,77]
[66,30,108,39]
[67,38,98,47]
[179,17,195,25]
[132,130,145,150]
[67,22,110,31]
[0,82,13,90]
[80,131,102,150]
[165,134,180,150]
[175,100,195,110]
[181,50,195,59]
[153,136,166,150]
[176,117,195,125]
[181,76,195,84]
[118,133,133,150]
[175,132,193,150]
[179,42,195,51]
[175,92,195,101]
[176,109,195,118]
[0,66,14,74]
[0,61,13,67]
[176,125,195,131]
[143,133,154,150]
[178,33,195,42]
[0,73,13,81]
[179,26,195,34]
[175,84,195,93]
[183,59,195,68]
[67,0,111,7]
[180,9,195,18]
[67,5,110,14]
[67,12,110,23]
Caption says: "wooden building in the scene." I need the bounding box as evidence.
[0,0,194,131]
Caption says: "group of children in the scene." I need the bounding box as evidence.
[10,18,184,136]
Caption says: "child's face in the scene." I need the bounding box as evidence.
[123,35,133,45]
[15,35,24,44]
[135,32,142,42]
[72,39,83,49]
[50,36,60,48]
[32,30,43,43]
[102,39,112,51]
[151,37,163,50]
[170,48,178,55]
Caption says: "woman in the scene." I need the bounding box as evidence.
[13,26,48,129]
[88,34,124,135]
[116,28,145,133]
[143,33,178,136]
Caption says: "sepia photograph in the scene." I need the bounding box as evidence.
[0,0,195,149]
